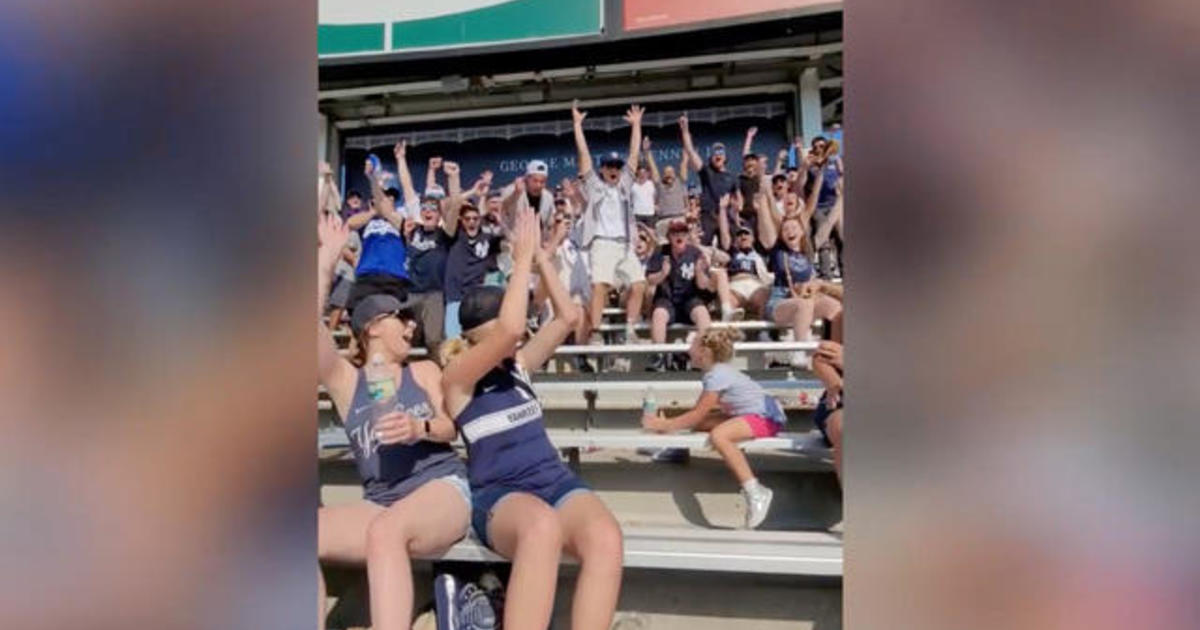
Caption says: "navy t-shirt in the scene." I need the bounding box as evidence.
[356,217,410,280]
[770,243,815,288]
[811,162,841,210]
[728,246,765,277]
[405,226,451,293]
[698,164,737,217]
[647,244,705,303]
[444,228,503,302]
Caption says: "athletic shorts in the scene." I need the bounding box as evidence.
[742,414,783,438]
[587,238,645,288]
[365,454,472,512]
[812,392,844,447]
[729,275,767,301]
[654,296,708,326]
[328,274,354,309]
[348,273,410,313]
[470,474,591,549]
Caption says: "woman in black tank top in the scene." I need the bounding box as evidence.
[317,213,470,630]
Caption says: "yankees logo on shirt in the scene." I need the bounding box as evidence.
[680,261,696,280]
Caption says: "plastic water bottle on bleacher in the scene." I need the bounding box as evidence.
[365,354,396,403]
[642,387,657,417]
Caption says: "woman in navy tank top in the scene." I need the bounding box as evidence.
[440,207,623,630]
[317,213,471,630]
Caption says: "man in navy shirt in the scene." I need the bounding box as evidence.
[443,200,504,340]
[680,114,737,247]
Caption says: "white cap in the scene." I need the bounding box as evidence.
[526,160,549,176]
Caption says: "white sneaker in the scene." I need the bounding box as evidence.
[720,305,744,322]
[743,485,774,529]
[612,357,632,372]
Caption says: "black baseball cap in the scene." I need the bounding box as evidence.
[459,286,506,333]
[350,294,418,336]
[735,225,753,236]
[600,151,625,168]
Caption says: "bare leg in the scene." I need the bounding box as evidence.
[650,306,670,344]
[318,501,385,630]
[708,417,758,484]
[772,298,816,342]
[826,409,843,485]
[747,286,770,320]
[711,268,735,310]
[589,282,611,334]
[690,305,712,334]
[814,294,842,325]
[557,493,623,630]
[625,281,646,328]
[487,493,563,630]
[365,480,470,630]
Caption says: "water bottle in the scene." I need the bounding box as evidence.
[365,353,396,403]
[642,387,657,417]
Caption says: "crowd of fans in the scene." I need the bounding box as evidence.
[318,100,846,373]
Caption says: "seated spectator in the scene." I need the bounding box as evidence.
[761,214,842,368]
[710,225,770,321]
[645,219,714,372]
[641,328,785,529]
[345,157,411,314]
[570,100,648,348]
[811,340,843,486]
[643,135,688,235]
[624,223,660,324]
[326,230,360,332]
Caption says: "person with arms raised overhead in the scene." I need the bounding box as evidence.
[571,99,650,365]
[344,155,412,314]
[440,206,624,630]
[680,113,738,247]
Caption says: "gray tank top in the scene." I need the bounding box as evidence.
[342,364,463,505]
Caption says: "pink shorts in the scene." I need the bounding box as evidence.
[742,414,782,438]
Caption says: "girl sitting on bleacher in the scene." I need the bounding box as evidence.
[440,207,623,630]
[642,328,785,529]
[316,213,471,630]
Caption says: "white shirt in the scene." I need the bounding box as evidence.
[631,179,656,217]
[584,169,631,239]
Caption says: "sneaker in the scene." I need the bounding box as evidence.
[456,582,498,629]
[645,354,667,372]
[612,357,632,372]
[650,447,690,463]
[743,485,774,529]
[575,356,595,373]
[433,573,459,630]
[721,305,745,322]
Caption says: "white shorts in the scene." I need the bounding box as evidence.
[730,275,767,301]
[587,238,645,289]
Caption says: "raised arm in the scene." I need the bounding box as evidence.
[425,156,443,194]
[756,192,780,251]
[366,159,404,229]
[800,165,825,227]
[571,100,593,176]
[517,245,582,372]
[643,136,660,181]
[394,141,419,209]
[442,207,539,412]
[318,162,341,216]
[317,213,359,417]
[625,104,645,169]
[742,126,757,160]
[679,113,702,171]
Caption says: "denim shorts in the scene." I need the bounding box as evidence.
[813,392,844,447]
[470,474,591,548]
[764,285,790,320]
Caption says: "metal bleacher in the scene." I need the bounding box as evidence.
[318,306,842,579]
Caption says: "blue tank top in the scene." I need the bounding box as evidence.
[356,217,410,280]
[454,359,570,490]
[343,364,458,502]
